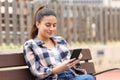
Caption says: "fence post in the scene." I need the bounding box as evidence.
[19,0,25,44]
[4,0,10,44]
[26,1,32,40]
[12,0,18,44]
[0,0,2,45]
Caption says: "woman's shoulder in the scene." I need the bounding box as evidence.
[23,39,34,46]
[52,36,67,44]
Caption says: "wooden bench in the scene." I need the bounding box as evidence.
[0,48,96,80]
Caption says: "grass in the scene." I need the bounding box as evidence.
[0,43,22,49]
[0,43,22,53]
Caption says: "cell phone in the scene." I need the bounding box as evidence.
[70,49,82,59]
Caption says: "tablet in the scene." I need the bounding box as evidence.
[70,49,82,59]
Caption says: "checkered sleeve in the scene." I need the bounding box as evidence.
[23,41,54,79]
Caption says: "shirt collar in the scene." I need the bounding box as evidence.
[33,36,44,46]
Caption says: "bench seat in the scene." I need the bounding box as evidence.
[0,49,95,80]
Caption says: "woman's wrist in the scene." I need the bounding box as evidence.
[52,65,65,74]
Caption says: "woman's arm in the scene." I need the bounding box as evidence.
[23,41,54,79]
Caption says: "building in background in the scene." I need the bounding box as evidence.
[33,0,120,7]
[110,0,120,7]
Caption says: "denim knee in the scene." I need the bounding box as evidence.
[71,74,95,80]
[84,74,95,80]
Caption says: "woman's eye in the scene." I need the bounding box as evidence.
[45,23,56,27]
[45,23,51,27]
[53,24,56,27]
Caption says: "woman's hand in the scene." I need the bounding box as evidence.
[52,58,79,74]
[52,53,83,74]
[74,67,87,74]
[80,69,87,74]
[64,58,80,70]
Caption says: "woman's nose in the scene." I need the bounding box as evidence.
[50,26,55,30]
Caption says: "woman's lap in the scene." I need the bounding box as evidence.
[57,70,95,80]
[57,70,74,80]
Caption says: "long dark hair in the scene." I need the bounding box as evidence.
[30,6,56,39]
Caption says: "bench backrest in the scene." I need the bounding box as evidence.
[0,49,95,80]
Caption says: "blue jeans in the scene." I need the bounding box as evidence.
[57,70,95,80]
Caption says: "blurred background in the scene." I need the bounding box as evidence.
[0,0,120,73]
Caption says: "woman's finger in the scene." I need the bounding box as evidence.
[69,58,76,63]
[68,59,79,67]
[78,53,83,60]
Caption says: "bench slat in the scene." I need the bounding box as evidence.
[0,53,26,68]
[0,68,35,80]
[81,62,96,74]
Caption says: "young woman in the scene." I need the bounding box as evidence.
[23,6,95,80]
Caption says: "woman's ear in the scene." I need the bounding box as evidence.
[36,21,40,28]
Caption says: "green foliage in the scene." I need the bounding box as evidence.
[0,43,22,50]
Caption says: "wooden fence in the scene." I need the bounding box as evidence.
[0,0,120,45]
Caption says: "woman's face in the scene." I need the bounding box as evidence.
[36,15,57,39]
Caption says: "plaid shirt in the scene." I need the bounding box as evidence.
[23,36,81,80]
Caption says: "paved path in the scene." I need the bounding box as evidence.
[95,69,120,80]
